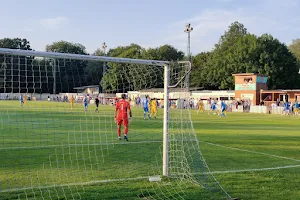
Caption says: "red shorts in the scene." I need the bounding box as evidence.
[117,118,128,126]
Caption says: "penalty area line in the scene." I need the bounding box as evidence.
[199,140,300,162]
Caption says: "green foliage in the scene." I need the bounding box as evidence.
[0,38,32,50]
[191,21,300,90]
[142,45,184,61]
[289,39,300,76]
[191,52,216,89]
[101,44,183,93]
[45,41,102,93]
[45,41,87,55]
[0,38,33,93]
[255,34,299,89]
[289,38,300,61]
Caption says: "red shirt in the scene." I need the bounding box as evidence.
[116,99,130,119]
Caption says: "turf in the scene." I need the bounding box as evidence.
[0,101,300,200]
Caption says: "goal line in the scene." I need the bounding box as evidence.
[0,140,162,151]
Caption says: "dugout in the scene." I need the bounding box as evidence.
[260,90,300,106]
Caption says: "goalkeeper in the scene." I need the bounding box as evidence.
[115,94,132,141]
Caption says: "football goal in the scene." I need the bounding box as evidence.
[0,48,230,199]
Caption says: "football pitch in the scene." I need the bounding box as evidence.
[0,101,300,200]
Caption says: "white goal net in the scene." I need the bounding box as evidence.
[0,48,230,199]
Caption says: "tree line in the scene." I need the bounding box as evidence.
[0,21,300,93]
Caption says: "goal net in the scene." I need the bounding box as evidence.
[0,48,230,199]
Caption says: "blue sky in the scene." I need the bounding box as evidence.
[0,0,299,55]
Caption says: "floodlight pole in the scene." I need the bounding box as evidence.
[102,42,107,77]
[163,64,170,177]
[184,23,193,91]
[102,42,107,93]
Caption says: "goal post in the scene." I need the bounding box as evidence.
[0,47,230,199]
[163,64,169,177]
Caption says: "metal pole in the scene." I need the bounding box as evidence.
[102,45,107,77]
[102,42,107,93]
[187,31,191,91]
[184,23,192,92]
[52,59,56,95]
[188,32,191,60]
[163,64,170,176]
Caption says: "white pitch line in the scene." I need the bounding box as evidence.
[0,176,149,193]
[205,164,300,175]
[2,164,300,194]
[172,164,300,176]
[199,141,300,162]
[0,140,162,151]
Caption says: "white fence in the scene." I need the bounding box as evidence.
[200,104,286,115]
[0,93,291,115]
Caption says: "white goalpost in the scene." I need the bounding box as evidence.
[0,48,230,199]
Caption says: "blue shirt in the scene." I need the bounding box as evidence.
[84,97,88,104]
[143,99,149,108]
[211,103,216,109]
[20,96,23,101]
[284,102,290,110]
[221,102,226,110]
[295,102,299,109]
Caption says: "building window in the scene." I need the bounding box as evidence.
[243,77,253,84]
[279,94,289,102]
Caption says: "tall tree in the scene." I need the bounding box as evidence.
[0,38,32,93]
[289,39,300,61]
[289,39,300,76]
[101,44,184,93]
[191,22,299,90]
[190,52,217,89]
[212,21,250,89]
[46,41,89,93]
[143,45,184,61]
[84,48,105,92]
[108,43,144,59]
[256,34,299,89]
[45,41,87,55]
[101,44,145,93]
[0,38,32,50]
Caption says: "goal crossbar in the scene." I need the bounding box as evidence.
[0,47,169,66]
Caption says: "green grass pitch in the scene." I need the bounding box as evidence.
[0,101,300,200]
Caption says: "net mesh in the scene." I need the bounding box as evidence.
[0,50,230,199]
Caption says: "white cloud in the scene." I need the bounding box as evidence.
[160,3,300,54]
[39,16,69,30]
